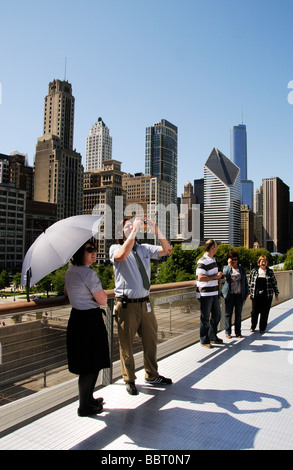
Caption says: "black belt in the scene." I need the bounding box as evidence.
[115,296,149,303]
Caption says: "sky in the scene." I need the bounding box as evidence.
[1,0,293,198]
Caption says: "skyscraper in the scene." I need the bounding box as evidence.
[262,177,289,253]
[145,119,177,205]
[83,160,126,263]
[34,79,83,220]
[230,123,254,209]
[204,148,241,246]
[85,118,112,171]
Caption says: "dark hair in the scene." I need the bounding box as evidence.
[115,217,131,245]
[71,240,95,266]
[205,239,216,251]
[228,251,238,260]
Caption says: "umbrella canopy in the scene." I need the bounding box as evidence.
[21,214,103,288]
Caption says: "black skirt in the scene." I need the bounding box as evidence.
[66,307,110,375]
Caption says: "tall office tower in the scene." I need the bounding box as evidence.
[193,178,204,211]
[145,119,177,205]
[241,204,254,248]
[145,119,177,239]
[262,177,289,253]
[122,172,172,241]
[179,182,197,240]
[253,187,263,248]
[0,184,26,271]
[230,123,254,209]
[85,118,112,171]
[83,160,126,263]
[0,153,9,183]
[204,148,241,246]
[34,80,83,220]
[254,187,263,214]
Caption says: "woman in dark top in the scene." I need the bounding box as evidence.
[65,240,110,417]
[248,255,279,333]
[222,251,248,338]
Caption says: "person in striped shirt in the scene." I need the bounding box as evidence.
[196,239,223,348]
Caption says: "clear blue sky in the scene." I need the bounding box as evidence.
[1,0,293,198]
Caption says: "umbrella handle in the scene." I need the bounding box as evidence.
[26,268,31,302]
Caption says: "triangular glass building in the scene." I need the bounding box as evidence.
[204,148,241,245]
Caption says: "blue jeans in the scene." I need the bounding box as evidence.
[225,294,243,336]
[199,295,222,344]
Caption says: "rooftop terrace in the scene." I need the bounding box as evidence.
[0,298,292,451]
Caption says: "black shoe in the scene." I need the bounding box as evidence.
[91,397,104,406]
[145,375,172,385]
[211,337,223,344]
[126,382,138,395]
[77,403,103,417]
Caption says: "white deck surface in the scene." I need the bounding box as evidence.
[1,299,293,451]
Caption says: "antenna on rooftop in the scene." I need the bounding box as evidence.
[241,106,244,124]
[64,57,67,81]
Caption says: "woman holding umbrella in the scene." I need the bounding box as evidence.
[65,240,110,417]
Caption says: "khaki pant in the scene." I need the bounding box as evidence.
[114,299,158,383]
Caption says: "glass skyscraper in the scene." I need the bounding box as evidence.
[230,123,254,210]
[204,148,241,246]
[145,119,177,205]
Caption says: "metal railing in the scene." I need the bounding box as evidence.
[0,272,292,409]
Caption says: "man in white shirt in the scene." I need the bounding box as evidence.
[110,217,172,395]
[196,239,223,348]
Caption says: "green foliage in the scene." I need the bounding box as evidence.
[284,247,293,270]
[0,270,10,290]
[154,244,203,284]
[51,265,68,295]
[7,243,293,297]
[13,272,21,288]
[33,274,54,296]
[92,264,115,290]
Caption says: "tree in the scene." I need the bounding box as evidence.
[0,270,10,291]
[284,247,293,270]
[13,272,21,289]
[51,265,68,295]
[93,264,115,290]
[33,274,53,297]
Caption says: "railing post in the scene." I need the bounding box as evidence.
[101,298,114,386]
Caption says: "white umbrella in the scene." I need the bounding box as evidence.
[21,214,104,290]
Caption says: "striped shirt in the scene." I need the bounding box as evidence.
[196,253,219,296]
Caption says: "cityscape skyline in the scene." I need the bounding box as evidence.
[1,1,293,197]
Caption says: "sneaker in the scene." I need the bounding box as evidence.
[126,382,138,395]
[201,343,213,349]
[145,375,172,385]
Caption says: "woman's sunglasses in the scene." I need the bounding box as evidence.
[85,246,97,253]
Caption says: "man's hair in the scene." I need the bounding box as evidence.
[205,239,216,252]
[115,217,131,245]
